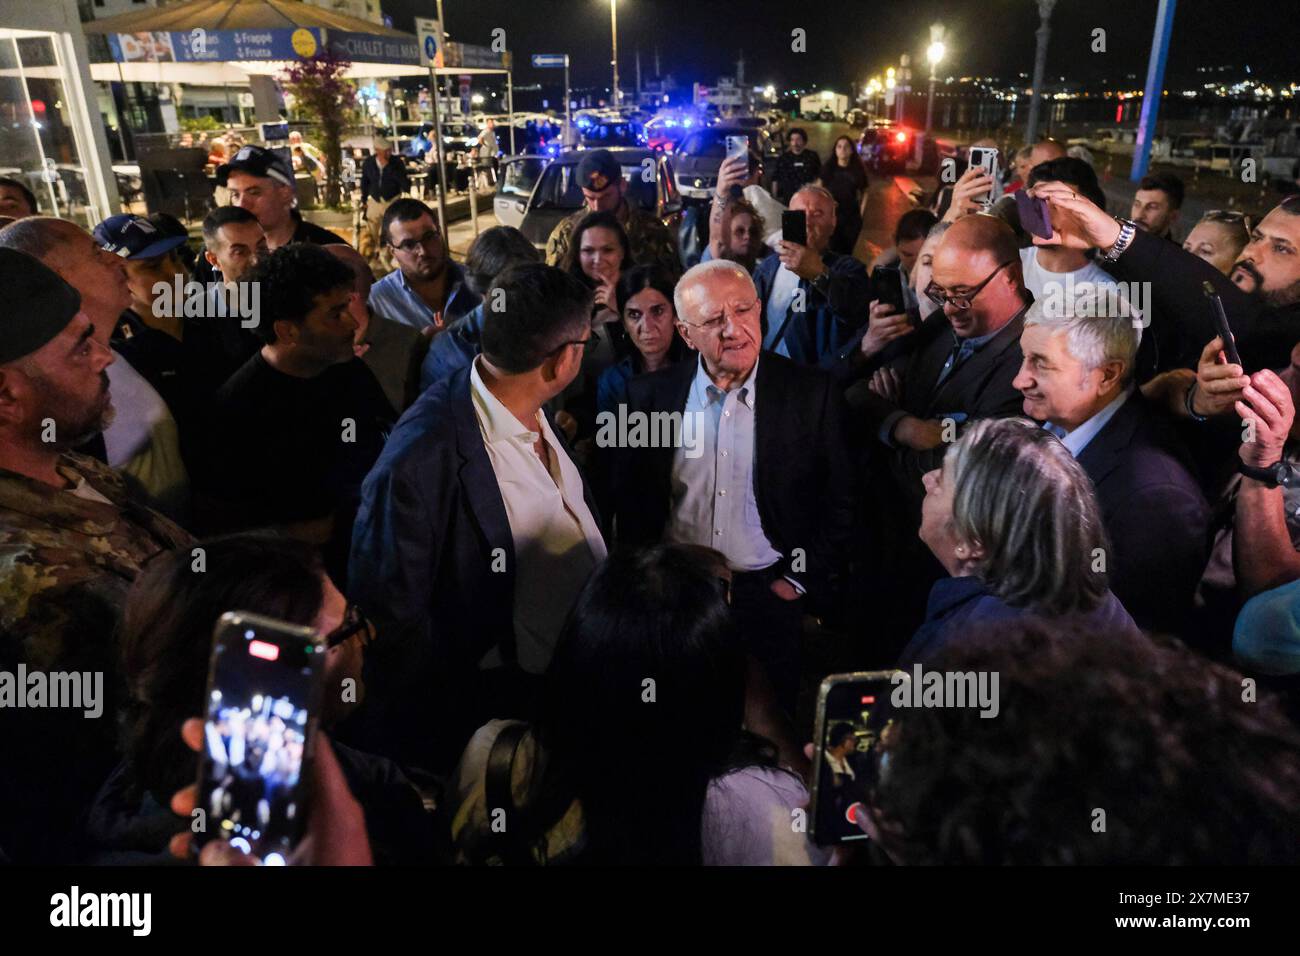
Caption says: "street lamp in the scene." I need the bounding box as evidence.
[608,0,620,108]
[926,23,946,133]
[1025,0,1059,144]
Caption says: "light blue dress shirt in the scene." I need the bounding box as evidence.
[367,261,477,331]
[762,265,799,358]
[667,356,782,572]
[1046,387,1132,457]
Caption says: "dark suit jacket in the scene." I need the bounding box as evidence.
[1075,392,1211,635]
[853,305,1028,500]
[752,250,871,368]
[347,364,603,772]
[609,353,855,604]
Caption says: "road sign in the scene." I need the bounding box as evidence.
[415,17,442,69]
[532,53,567,68]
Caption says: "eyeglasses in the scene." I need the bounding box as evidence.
[679,298,760,335]
[389,230,443,254]
[551,331,598,355]
[324,604,375,650]
[925,260,1014,311]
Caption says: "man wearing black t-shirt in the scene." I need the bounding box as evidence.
[772,128,821,203]
[195,244,395,580]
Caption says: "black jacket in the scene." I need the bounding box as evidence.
[347,365,602,773]
[608,353,855,604]
[853,306,1028,502]
[1106,227,1300,373]
[1075,392,1211,635]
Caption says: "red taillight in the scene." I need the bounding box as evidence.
[895,132,907,143]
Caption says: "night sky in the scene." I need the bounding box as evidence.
[382,0,1293,93]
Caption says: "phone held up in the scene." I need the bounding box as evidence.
[1015,188,1054,241]
[870,264,908,315]
[781,209,807,247]
[809,670,908,846]
[193,611,327,864]
[967,146,1000,209]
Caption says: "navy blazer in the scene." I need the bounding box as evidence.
[752,250,870,367]
[347,364,602,771]
[1074,392,1211,636]
[609,353,856,604]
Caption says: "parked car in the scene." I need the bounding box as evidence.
[857,121,915,173]
[510,147,683,253]
[493,153,551,229]
[672,125,776,201]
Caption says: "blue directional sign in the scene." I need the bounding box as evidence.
[531,54,567,68]
[425,35,438,61]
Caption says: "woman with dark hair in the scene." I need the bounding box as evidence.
[819,135,869,256]
[595,265,690,416]
[82,533,434,865]
[448,544,828,865]
[557,210,633,439]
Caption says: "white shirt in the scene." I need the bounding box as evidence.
[1018,247,1142,327]
[103,350,189,521]
[469,358,607,674]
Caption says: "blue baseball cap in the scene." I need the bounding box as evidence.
[93,214,188,260]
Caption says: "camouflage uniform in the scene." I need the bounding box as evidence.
[0,452,193,862]
[545,200,682,281]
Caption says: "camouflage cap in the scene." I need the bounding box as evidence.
[575,149,622,192]
[0,247,81,365]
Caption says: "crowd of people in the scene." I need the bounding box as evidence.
[2,125,1300,868]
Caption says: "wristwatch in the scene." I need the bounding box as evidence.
[1100,218,1138,263]
[1238,459,1298,489]
[810,269,832,296]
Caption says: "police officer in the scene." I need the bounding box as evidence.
[544,149,680,280]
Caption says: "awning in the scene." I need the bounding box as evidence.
[83,0,422,67]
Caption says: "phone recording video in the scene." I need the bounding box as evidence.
[809,671,906,845]
[1015,189,1054,240]
[194,612,326,864]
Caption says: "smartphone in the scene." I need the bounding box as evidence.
[809,670,907,846]
[725,134,749,164]
[1015,189,1054,240]
[871,265,908,314]
[193,611,327,864]
[781,209,807,246]
[967,146,1000,207]
[1203,281,1243,367]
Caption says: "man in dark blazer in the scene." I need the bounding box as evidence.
[1014,293,1210,635]
[348,264,605,773]
[609,259,855,712]
[751,185,871,367]
[852,215,1031,510]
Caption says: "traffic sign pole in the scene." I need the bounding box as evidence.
[417,19,449,237]
[565,55,571,149]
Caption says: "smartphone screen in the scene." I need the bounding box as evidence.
[968,146,999,206]
[871,265,907,314]
[194,611,326,864]
[782,209,807,246]
[809,670,906,845]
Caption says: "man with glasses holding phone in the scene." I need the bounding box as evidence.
[854,215,1030,505]
[350,263,606,774]
[367,199,481,335]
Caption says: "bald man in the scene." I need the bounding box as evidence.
[851,215,1030,501]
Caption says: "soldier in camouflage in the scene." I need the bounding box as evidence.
[544,149,681,281]
[0,247,193,863]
